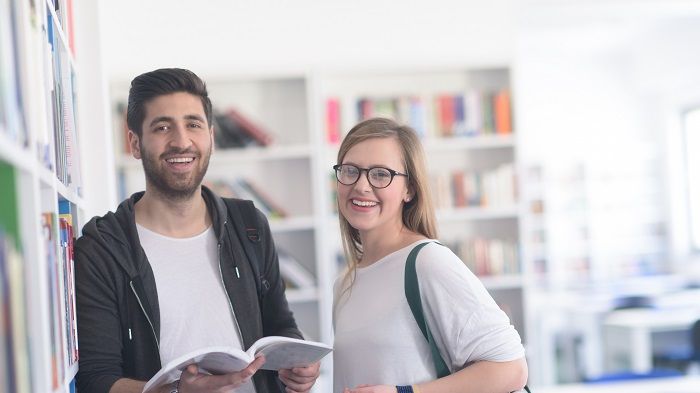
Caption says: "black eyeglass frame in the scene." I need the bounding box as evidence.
[333,164,409,189]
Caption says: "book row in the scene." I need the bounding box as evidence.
[432,163,517,210]
[114,103,275,155]
[46,11,81,192]
[445,237,521,277]
[0,0,30,146]
[326,89,512,143]
[42,202,79,389]
[0,0,81,193]
[0,230,31,393]
[205,178,287,219]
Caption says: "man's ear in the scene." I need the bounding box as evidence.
[210,126,215,151]
[127,130,142,159]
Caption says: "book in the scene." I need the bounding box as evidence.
[213,112,256,148]
[494,89,512,135]
[142,336,332,393]
[326,98,341,144]
[224,108,273,147]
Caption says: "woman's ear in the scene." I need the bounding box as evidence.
[404,183,416,203]
[404,189,414,203]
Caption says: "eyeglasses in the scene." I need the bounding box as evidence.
[333,164,408,189]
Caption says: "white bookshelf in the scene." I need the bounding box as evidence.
[0,0,109,392]
[110,73,333,391]
[110,66,523,393]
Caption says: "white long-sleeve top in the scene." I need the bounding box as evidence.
[333,240,525,393]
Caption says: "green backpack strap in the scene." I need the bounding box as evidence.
[404,241,451,378]
[404,241,533,393]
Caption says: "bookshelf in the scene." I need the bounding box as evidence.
[110,74,332,380]
[314,67,527,340]
[0,0,109,392]
[110,67,521,392]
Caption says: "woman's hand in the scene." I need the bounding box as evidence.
[343,385,397,393]
[278,361,321,393]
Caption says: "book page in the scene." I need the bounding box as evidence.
[248,336,332,371]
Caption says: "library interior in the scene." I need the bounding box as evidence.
[1,0,700,392]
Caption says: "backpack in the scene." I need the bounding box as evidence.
[223,198,270,304]
[404,241,532,392]
[223,198,294,392]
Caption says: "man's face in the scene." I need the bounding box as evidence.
[129,92,213,201]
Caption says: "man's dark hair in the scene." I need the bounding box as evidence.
[126,68,213,136]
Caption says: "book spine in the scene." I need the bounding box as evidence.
[326,98,341,144]
[226,109,273,147]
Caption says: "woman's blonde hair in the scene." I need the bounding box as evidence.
[335,117,438,300]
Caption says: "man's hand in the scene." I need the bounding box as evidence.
[175,355,265,393]
[278,361,321,393]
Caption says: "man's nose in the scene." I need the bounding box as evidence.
[169,125,192,149]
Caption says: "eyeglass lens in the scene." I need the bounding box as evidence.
[336,165,394,188]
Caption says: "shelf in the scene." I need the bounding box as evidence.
[479,274,525,290]
[269,215,315,232]
[436,205,519,222]
[56,178,83,205]
[285,287,319,303]
[212,144,312,163]
[116,145,312,170]
[422,134,515,151]
[0,131,34,173]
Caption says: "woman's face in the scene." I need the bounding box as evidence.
[337,137,412,238]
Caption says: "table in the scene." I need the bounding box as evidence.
[603,307,700,373]
[536,375,700,393]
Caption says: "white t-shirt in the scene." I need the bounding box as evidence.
[333,240,525,392]
[137,224,255,393]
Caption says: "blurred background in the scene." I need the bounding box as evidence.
[2,0,700,392]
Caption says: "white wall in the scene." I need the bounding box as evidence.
[98,0,517,81]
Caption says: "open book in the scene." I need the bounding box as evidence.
[143,336,332,392]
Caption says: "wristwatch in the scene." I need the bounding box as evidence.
[168,380,179,393]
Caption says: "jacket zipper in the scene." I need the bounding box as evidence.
[217,232,246,348]
[130,280,160,352]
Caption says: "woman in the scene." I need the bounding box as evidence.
[332,118,528,393]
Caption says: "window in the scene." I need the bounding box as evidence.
[684,107,700,250]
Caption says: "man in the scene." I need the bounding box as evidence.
[75,68,320,393]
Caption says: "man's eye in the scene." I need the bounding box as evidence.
[189,123,202,128]
[155,125,169,132]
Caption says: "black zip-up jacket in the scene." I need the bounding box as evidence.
[74,187,301,393]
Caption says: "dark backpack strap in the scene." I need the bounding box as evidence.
[223,198,270,301]
[404,241,451,378]
[405,241,533,393]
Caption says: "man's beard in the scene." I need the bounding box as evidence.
[140,143,211,201]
